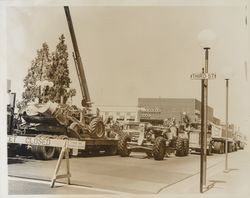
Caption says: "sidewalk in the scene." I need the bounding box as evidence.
[160,149,250,197]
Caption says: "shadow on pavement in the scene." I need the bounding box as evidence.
[8,157,30,164]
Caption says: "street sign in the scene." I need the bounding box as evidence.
[7,135,86,150]
[190,73,216,80]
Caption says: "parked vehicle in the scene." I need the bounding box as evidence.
[117,121,189,161]
[187,122,213,155]
[7,6,118,160]
[211,123,236,154]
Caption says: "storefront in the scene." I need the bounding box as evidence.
[138,98,214,125]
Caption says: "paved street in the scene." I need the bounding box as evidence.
[8,148,250,195]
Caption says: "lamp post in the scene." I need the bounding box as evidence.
[225,78,229,172]
[221,66,234,173]
[197,29,216,193]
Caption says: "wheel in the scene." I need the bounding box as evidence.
[175,138,185,156]
[146,151,153,158]
[207,143,212,156]
[213,142,221,154]
[152,137,166,160]
[89,117,105,139]
[105,145,118,155]
[118,134,131,157]
[183,138,189,156]
[31,134,43,159]
[220,142,225,154]
[31,135,55,160]
[37,145,55,160]
[234,143,238,151]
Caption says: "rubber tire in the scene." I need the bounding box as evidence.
[89,117,105,139]
[183,138,189,156]
[152,137,166,160]
[36,145,55,160]
[118,134,131,157]
[213,142,221,154]
[31,135,55,160]
[175,138,185,157]
[105,145,118,156]
[207,143,212,156]
[234,143,238,151]
[146,151,153,158]
[220,142,225,154]
[31,134,43,160]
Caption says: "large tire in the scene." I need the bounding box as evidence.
[213,142,221,153]
[146,151,153,158]
[31,135,55,160]
[220,142,225,154]
[183,138,189,156]
[89,117,105,139]
[207,143,212,156]
[234,143,238,151]
[105,145,118,156]
[175,138,185,157]
[152,137,166,160]
[118,134,131,157]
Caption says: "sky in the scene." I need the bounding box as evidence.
[4,2,250,135]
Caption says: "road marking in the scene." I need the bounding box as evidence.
[8,176,132,195]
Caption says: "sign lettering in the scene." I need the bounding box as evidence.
[7,135,86,150]
[190,73,216,80]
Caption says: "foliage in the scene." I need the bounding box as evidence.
[20,35,76,109]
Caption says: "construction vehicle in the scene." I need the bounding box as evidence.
[188,122,213,155]
[117,121,189,160]
[234,132,247,150]
[7,6,118,160]
[211,123,237,154]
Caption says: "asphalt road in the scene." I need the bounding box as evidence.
[8,150,248,195]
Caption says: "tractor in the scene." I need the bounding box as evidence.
[117,121,189,160]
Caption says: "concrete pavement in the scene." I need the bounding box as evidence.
[160,149,250,197]
[8,149,250,196]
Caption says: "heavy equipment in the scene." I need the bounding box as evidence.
[187,122,213,155]
[211,123,240,154]
[7,6,118,160]
[117,121,189,160]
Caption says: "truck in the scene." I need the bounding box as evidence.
[188,122,213,155]
[211,123,237,154]
[234,132,247,150]
[7,6,118,160]
[117,121,189,160]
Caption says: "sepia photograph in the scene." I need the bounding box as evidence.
[1,0,250,197]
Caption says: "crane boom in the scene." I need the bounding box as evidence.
[64,6,91,107]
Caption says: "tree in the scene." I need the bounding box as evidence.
[22,42,51,105]
[48,34,76,104]
[20,35,76,109]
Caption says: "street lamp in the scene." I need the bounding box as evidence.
[221,66,234,173]
[197,29,216,193]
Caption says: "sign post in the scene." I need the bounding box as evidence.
[191,64,216,193]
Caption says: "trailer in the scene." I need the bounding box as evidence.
[7,6,118,160]
[188,122,213,155]
[211,123,236,154]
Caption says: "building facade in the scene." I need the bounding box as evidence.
[138,98,214,125]
[97,106,138,122]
